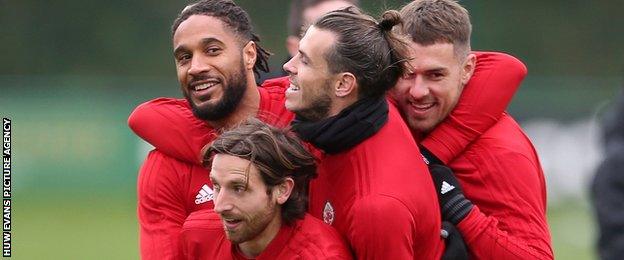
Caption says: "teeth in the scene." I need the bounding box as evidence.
[289,84,300,91]
[413,103,434,110]
[194,82,217,91]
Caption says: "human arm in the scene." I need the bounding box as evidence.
[137,150,191,260]
[421,52,527,163]
[128,98,216,164]
[428,154,553,259]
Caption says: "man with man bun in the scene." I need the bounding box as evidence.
[284,8,444,259]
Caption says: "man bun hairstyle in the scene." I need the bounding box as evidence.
[171,0,271,76]
[314,7,409,99]
[400,0,472,58]
[203,118,318,224]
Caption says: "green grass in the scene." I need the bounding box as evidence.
[548,199,597,260]
[13,193,138,259]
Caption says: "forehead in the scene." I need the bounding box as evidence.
[408,42,458,68]
[173,15,238,48]
[210,154,261,182]
[299,26,336,62]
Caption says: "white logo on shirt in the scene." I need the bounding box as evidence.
[195,184,214,205]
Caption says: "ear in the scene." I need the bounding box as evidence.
[274,177,294,205]
[460,53,476,86]
[334,72,357,98]
[243,41,258,71]
[285,36,300,58]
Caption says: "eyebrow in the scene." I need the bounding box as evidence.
[173,37,224,56]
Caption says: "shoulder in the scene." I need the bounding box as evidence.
[260,76,289,91]
[286,215,352,259]
[258,77,294,127]
[183,209,222,230]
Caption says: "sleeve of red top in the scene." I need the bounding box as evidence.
[137,150,188,260]
[421,52,527,164]
[458,206,554,260]
[128,98,216,164]
[347,196,417,259]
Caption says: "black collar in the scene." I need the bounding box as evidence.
[291,97,388,154]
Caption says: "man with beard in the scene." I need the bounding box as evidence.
[282,8,444,259]
[128,1,293,259]
[180,119,351,259]
[390,0,553,259]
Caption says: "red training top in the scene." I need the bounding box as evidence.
[181,210,353,260]
[308,102,444,259]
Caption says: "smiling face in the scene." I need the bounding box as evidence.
[210,154,281,245]
[173,15,250,121]
[283,26,337,121]
[389,42,475,134]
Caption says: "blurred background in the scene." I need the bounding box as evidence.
[1,0,622,259]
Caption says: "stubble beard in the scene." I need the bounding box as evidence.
[225,200,277,245]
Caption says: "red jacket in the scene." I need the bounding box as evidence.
[308,103,444,259]
[452,114,553,259]
[181,210,352,260]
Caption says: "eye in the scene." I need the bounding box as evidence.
[206,46,222,55]
[176,53,191,64]
[234,185,246,193]
[428,72,444,80]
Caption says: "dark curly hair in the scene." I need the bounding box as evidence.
[172,0,271,76]
[203,118,318,224]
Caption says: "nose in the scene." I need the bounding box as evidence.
[188,54,211,77]
[282,55,297,75]
[408,77,429,100]
[213,190,234,214]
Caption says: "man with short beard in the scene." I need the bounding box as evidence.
[128,1,293,259]
[180,119,351,259]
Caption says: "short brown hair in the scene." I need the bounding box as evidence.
[203,118,317,224]
[314,7,410,99]
[400,0,472,57]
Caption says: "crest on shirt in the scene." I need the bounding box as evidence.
[323,201,335,225]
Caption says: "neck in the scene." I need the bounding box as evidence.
[208,73,260,129]
[327,94,358,118]
[237,213,283,258]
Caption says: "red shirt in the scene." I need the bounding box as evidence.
[129,78,293,260]
[308,103,444,259]
[452,114,553,259]
[181,210,352,260]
